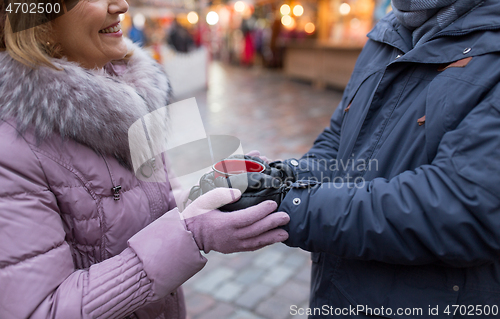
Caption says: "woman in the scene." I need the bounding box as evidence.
[0,0,290,318]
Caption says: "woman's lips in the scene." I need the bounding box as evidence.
[101,29,123,37]
[99,22,121,34]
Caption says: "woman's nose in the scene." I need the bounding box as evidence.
[109,0,128,15]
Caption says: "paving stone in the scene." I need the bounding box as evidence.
[202,251,229,269]
[201,252,223,266]
[226,252,257,270]
[234,268,266,285]
[193,267,236,294]
[293,264,311,284]
[282,253,308,269]
[213,281,244,302]
[235,283,274,309]
[262,265,295,287]
[252,250,285,269]
[186,254,226,286]
[274,280,310,304]
[229,309,266,319]
[271,243,297,254]
[196,302,236,319]
[287,302,310,319]
[255,293,296,319]
[185,293,216,317]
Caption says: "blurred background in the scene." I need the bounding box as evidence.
[121,0,392,95]
[120,0,392,318]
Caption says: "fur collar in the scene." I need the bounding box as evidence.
[0,39,170,168]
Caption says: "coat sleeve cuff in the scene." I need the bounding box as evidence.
[82,247,153,318]
[127,208,207,299]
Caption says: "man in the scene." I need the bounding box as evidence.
[193,0,500,317]
[275,0,500,316]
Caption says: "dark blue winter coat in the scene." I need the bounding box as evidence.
[280,1,500,317]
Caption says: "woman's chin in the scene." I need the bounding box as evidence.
[104,45,129,62]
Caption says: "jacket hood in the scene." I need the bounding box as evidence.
[0,38,171,168]
[369,0,500,61]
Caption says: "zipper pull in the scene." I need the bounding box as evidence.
[112,185,122,201]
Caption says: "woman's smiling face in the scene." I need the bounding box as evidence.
[52,0,129,69]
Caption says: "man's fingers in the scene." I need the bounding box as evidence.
[245,150,261,157]
[258,155,271,164]
[245,150,271,164]
[200,172,217,193]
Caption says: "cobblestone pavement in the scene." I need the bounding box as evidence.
[174,62,344,319]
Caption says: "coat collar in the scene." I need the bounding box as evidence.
[368,0,500,64]
[0,39,170,168]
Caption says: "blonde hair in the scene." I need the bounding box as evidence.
[2,19,62,69]
[0,1,64,70]
[0,3,133,70]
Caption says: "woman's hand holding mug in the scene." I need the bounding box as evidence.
[183,188,290,254]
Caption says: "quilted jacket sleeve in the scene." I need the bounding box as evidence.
[0,123,206,319]
[281,84,500,267]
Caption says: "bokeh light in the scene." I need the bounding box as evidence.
[187,11,199,24]
[350,18,360,28]
[133,14,145,29]
[281,14,292,26]
[234,1,246,12]
[339,3,351,15]
[206,11,219,25]
[305,22,315,33]
[293,5,304,16]
[280,4,291,15]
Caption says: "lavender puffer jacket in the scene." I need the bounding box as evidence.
[0,39,207,319]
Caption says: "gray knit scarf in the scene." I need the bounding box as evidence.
[391,0,483,46]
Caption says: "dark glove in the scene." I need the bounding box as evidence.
[187,157,298,208]
[215,159,300,211]
[268,160,297,183]
[188,155,271,201]
[214,172,292,212]
[188,171,217,201]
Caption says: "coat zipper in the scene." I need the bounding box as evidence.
[101,155,122,201]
